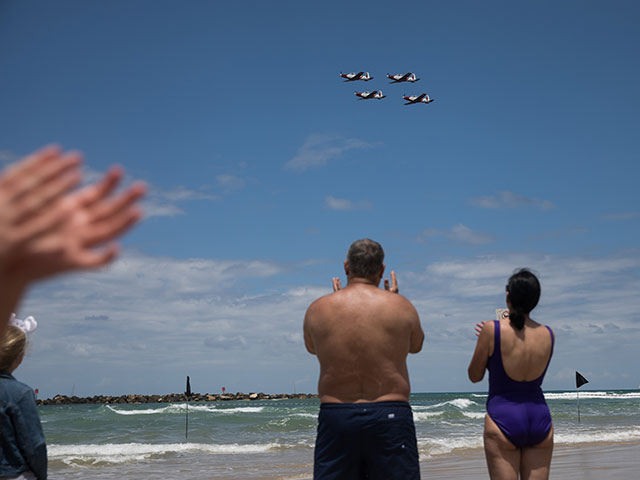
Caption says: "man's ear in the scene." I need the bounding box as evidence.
[379,263,386,281]
[344,260,349,277]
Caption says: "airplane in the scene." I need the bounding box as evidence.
[387,72,420,83]
[403,93,434,105]
[340,71,373,82]
[355,90,386,100]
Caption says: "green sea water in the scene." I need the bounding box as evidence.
[41,390,640,479]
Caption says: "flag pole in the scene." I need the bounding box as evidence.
[575,371,588,423]
[185,376,191,439]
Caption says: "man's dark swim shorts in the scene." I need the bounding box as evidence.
[314,401,420,480]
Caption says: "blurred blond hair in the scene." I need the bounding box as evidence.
[0,325,27,372]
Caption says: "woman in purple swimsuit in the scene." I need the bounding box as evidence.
[468,269,555,480]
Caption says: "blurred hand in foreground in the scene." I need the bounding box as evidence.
[0,145,146,331]
[0,145,82,269]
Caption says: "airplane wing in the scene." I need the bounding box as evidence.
[355,71,364,79]
[400,73,411,81]
[416,94,427,101]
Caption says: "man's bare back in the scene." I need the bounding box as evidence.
[304,276,424,404]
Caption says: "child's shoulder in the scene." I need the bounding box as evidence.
[0,374,34,401]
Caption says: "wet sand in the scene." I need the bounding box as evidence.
[421,442,640,479]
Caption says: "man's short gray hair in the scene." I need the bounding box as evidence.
[347,238,384,278]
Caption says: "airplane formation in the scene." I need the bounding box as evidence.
[341,71,434,106]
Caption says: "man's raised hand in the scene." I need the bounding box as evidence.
[384,270,399,293]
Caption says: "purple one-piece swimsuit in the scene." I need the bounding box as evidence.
[486,320,555,448]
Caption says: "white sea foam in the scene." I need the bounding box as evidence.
[291,413,317,418]
[106,404,265,415]
[545,391,640,400]
[415,427,640,459]
[48,442,281,465]
[106,405,174,415]
[555,428,640,445]
[413,411,445,421]
[418,436,483,458]
[214,406,265,414]
[461,411,485,419]
[414,398,477,411]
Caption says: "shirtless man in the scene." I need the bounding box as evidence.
[303,238,424,480]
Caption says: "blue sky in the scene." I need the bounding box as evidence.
[1,0,638,397]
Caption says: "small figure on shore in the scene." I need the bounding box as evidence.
[303,238,424,479]
[0,315,46,480]
[468,269,555,480]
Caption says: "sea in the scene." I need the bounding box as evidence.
[42,390,640,479]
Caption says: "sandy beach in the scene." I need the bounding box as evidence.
[421,442,640,479]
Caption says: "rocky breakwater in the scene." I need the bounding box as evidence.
[37,392,317,406]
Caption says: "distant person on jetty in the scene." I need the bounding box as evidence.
[468,269,555,480]
[0,145,146,335]
[0,316,46,480]
[303,238,424,479]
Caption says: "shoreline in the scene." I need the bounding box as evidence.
[420,442,640,479]
[37,392,317,406]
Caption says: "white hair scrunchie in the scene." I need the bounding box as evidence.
[9,313,38,334]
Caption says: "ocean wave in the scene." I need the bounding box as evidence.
[413,411,445,421]
[555,428,640,445]
[545,391,640,400]
[418,436,483,458]
[106,405,174,415]
[106,404,265,415]
[48,442,281,465]
[414,398,477,411]
[461,411,485,419]
[291,413,317,418]
[415,427,640,458]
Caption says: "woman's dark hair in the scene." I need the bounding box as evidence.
[506,269,540,330]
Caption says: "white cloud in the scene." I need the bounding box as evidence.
[144,186,218,218]
[16,248,640,396]
[284,134,376,171]
[161,186,218,202]
[420,224,493,246]
[470,191,554,210]
[216,174,245,192]
[324,196,372,211]
[602,211,640,220]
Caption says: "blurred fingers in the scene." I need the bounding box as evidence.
[75,167,123,209]
[85,182,146,226]
[82,206,143,248]
[11,150,81,201]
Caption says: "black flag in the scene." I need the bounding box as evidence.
[185,376,191,397]
[576,371,589,389]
